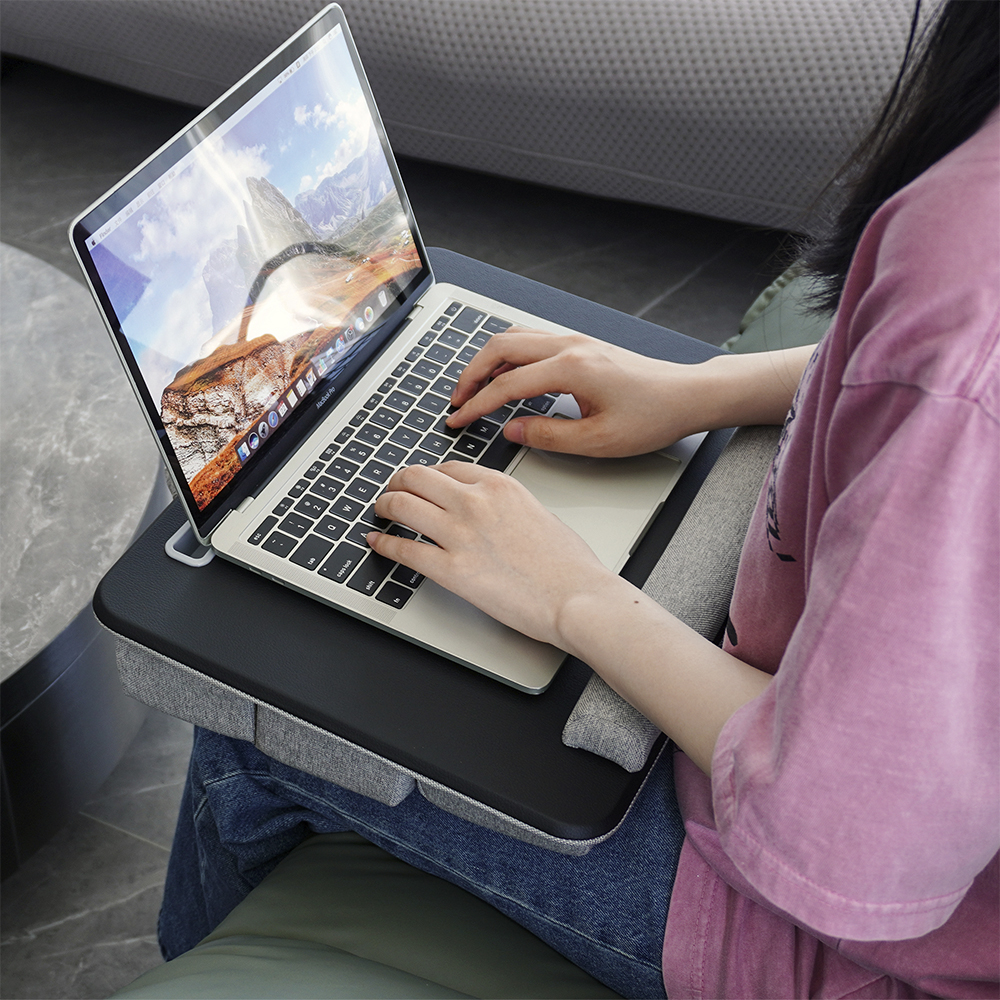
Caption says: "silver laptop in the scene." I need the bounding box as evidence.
[70,3,703,694]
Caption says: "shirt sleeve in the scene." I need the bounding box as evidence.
[711,383,999,943]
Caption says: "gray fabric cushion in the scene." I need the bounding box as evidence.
[112,833,622,1000]
[0,0,926,231]
[722,265,834,354]
[563,425,782,770]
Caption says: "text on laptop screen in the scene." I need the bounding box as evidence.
[84,24,423,511]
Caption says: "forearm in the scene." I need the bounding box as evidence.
[682,345,815,435]
[558,575,773,776]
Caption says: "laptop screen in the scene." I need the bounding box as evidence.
[72,7,431,528]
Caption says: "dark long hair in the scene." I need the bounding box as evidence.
[800,0,999,314]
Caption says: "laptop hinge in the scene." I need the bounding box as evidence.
[235,495,256,515]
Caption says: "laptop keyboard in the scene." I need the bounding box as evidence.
[246,302,559,610]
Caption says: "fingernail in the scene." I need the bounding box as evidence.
[505,420,525,444]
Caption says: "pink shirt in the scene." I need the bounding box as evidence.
[663,110,1000,999]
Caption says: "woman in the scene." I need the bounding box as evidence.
[160,2,998,995]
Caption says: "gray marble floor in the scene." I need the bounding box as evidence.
[0,54,789,1000]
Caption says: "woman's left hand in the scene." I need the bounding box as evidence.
[368,461,617,647]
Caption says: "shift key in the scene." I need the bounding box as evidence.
[346,551,395,596]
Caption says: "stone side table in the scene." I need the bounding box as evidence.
[1,244,169,878]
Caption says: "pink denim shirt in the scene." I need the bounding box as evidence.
[663,111,1000,998]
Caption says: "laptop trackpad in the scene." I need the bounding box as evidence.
[509,449,681,572]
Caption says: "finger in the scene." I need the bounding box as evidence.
[452,329,570,407]
[504,413,609,455]
[365,528,445,576]
[448,356,575,427]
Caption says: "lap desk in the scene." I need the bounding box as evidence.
[94,249,731,853]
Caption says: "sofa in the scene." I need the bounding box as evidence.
[1,0,924,233]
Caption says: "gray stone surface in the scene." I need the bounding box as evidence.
[0,243,161,680]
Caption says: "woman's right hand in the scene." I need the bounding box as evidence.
[446,327,711,457]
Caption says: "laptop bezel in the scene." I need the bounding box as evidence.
[69,3,436,543]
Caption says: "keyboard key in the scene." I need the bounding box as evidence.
[418,330,436,346]
[388,524,418,540]
[469,330,491,348]
[310,476,344,501]
[303,460,325,479]
[482,316,512,334]
[330,497,364,521]
[356,423,388,445]
[349,409,367,426]
[438,329,466,349]
[315,516,349,541]
[413,359,442,379]
[392,564,425,588]
[479,432,523,471]
[392,362,410,377]
[360,504,391,529]
[360,460,394,485]
[457,346,478,363]
[444,361,466,380]
[318,542,367,583]
[405,450,437,467]
[295,495,328,518]
[249,516,278,545]
[420,433,451,455]
[484,404,514,424]
[346,521,375,547]
[466,419,499,440]
[378,378,396,393]
[451,435,487,459]
[432,415,462,437]
[290,534,334,571]
[288,479,309,498]
[402,409,435,432]
[320,444,339,461]
[444,301,462,316]
[431,377,458,396]
[278,512,313,538]
[335,426,354,444]
[451,307,487,333]
[417,392,449,415]
[444,453,475,463]
[327,458,360,481]
[262,531,297,557]
[375,442,408,465]
[425,344,455,364]
[342,440,373,462]
[363,393,383,410]
[399,375,428,395]
[431,316,449,331]
[389,426,422,449]
[376,582,415,609]
[385,391,416,412]
[523,394,556,413]
[371,407,402,429]
[345,478,380,503]
[405,346,422,362]
[272,497,293,516]
[347,551,395,596]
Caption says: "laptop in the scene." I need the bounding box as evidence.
[70,3,704,694]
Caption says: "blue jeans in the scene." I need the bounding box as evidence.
[160,727,685,999]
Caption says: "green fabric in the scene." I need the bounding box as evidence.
[722,264,833,354]
[114,833,622,999]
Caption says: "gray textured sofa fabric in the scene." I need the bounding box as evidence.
[1,0,924,231]
[111,832,623,999]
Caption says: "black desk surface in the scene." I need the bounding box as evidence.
[95,248,730,842]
